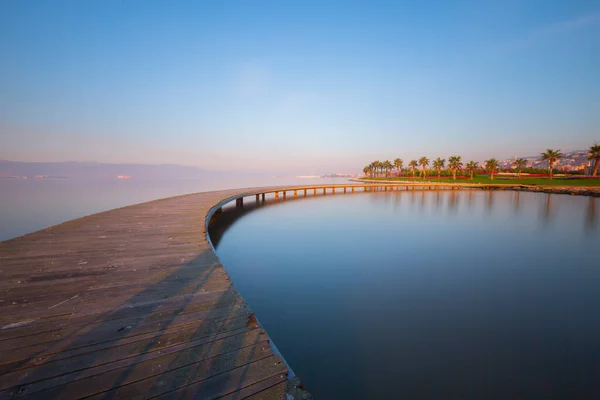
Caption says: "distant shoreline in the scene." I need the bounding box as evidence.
[351,179,600,197]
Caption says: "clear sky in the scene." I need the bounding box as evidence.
[1,1,599,174]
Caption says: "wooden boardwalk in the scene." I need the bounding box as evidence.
[2,182,596,399]
[0,187,309,400]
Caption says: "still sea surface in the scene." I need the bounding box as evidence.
[212,190,600,399]
[0,177,350,241]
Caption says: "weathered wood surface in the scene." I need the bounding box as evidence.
[0,187,304,400]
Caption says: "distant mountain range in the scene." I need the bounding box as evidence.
[0,161,251,179]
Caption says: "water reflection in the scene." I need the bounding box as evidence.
[485,190,495,214]
[513,191,521,214]
[467,190,474,210]
[541,193,554,224]
[448,190,459,213]
[211,190,600,248]
[214,190,600,399]
[586,197,597,231]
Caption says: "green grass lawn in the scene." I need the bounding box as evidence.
[359,175,600,186]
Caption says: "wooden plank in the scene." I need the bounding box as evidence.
[0,288,235,341]
[5,329,267,399]
[0,314,256,382]
[0,296,247,353]
[218,377,288,400]
[147,355,287,400]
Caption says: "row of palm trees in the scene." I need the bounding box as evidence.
[363,144,600,180]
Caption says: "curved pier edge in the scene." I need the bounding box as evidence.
[205,189,312,399]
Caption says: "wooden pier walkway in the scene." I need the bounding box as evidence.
[2,182,596,399]
[0,186,296,400]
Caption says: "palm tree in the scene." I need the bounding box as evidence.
[418,157,430,179]
[540,149,563,179]
[393,158,403,177]
[432,157,445,178]
[466,161,478,180]
[588,143,600,176]
[447,156,463,180]
[372,160,381,178]
[409,160,418,178]
[513,158,527,178]
[485,158,499,180]
[383,160,392,178]
[363,165,372,178]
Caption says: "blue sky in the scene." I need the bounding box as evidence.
[1,1,599,173]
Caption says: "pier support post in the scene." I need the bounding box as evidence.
[352,187,355,193]
[313,188,317,196]
[304,189,307,196]
[262,193,265,201]
[275,192,279,201]
[256,194,260,202]
[283,191,287,199]
[332,187,335,194]
[344,187,347,193]
[294,190,297,197]
[323,188,326,195]
[236,198,244,208]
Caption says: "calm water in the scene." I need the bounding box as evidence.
[213,190,600,399]
[0,177,349,241]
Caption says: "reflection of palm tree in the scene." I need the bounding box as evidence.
[513,158,527,178]
[541,193,553,224]
[485,190,494,213]
[419,157,430,179]
[513,191,520,214]
[586,197,597,230]
[448,190,458,212]
[433,157,445,178]
[541,149,563,179]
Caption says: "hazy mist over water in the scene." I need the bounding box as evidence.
[213,190,600,399]
[0,177,350,241]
